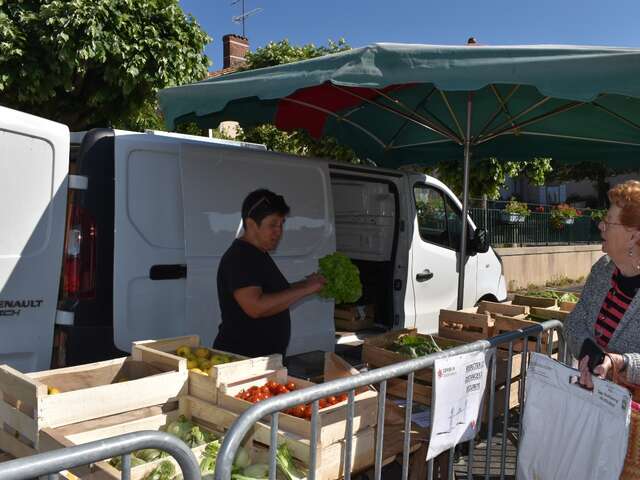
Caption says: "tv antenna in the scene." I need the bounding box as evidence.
[231,0,262,37]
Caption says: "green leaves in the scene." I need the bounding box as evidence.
[390,334,442,358]
[436,157,553,200]
[243,38,350,70]
[234,39,359,163]
[318,252,362,304]
[0,0,210,130]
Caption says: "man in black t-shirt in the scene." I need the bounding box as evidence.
[214,189,326,357]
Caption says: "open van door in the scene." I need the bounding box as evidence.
[0,107,69,372]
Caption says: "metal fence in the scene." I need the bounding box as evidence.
[215,320,567,480]
[0,430,201,480]
[469,208,601,247]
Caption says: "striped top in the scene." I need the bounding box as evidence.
[594,268,640,348]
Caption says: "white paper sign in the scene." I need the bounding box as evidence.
[426,350,489,460]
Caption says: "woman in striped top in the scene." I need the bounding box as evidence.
[564,180,640,389]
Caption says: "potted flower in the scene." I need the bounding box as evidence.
[501,198,531,224]
[590,209,606,223]
[550,203,579,229]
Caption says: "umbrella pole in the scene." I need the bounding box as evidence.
[457,93,473,309]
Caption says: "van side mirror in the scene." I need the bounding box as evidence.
[470,228,490,254]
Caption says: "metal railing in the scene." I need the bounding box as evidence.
[215,320,567,480]
[0,430,201,480]
[469,208,601,246]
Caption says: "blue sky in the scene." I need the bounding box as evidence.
[179,0,640,71]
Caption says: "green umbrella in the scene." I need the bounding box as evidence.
[159,43,640,307]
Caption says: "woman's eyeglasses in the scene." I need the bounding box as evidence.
[600,218,625,231]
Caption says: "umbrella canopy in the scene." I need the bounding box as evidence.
[160,43,640,169]
[159,43,640,308]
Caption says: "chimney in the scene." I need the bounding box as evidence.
[223,34,249,68]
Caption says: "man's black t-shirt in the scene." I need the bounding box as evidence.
[214,239,290,357]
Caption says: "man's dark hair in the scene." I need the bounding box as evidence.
[241,189,290,227]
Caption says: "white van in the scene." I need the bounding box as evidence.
[0,107,507,372]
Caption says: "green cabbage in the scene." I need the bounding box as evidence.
[234,446,251,469]
[276,443,306,480]
[242,463,270,478]
[166,416,194,439]
[318,252,362,304]
[200,440,221,475]
[144,460,175,480]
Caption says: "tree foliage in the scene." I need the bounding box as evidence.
[548,161,618,207]
[243,38,350,70]
[436,157,553,200]
[238,124,359,163]
[237,39,358,162]
[0,0,210,130]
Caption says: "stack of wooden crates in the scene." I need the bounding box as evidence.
[0,334,379,479]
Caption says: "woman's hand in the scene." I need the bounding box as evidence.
[593,354,613,380]
[579,353,616,389]
[578,355,594,389]
[302,273,326,294]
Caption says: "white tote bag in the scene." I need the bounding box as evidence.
[517,353,631,480]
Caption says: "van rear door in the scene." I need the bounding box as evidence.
[179,144,336,355]
[0,107,69,372]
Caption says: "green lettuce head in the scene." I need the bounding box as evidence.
[318,252,362,304]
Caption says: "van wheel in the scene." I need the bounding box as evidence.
[475,294,498,306]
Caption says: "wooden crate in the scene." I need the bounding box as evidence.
[476,300,529,317]
[528,306,570,321]
[493,314,559,353]
[559,300,577,312]
[218,368,378,450]
[39,401,258,480]
[511,294,558,309]
[132,335,283,404]
[362,328,522,409]
[362,328,464,383]
[483,378,521,422]
[334,304,375,331]
[383,350,522,407]
[438,309,496,342]
[183,395,375,480]
[0,351,187,459]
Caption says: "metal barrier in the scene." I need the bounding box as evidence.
[214,320,567,480]
[0,430,201,480]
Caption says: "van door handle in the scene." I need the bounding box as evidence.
[416,269,434,282]
[150,264,187,280]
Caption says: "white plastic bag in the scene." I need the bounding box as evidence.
[517,353,631,480]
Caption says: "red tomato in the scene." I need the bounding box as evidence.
[319,399,328,409]
[337,393,348,403]
[303,405,312,419]
[260,386,270,395]
[249,385,260,393]
[292,405,306,418]
[326,395,337,406]
[277,385,290,395]
[286,382,296,391]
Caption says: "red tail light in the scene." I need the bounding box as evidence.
[62,204,97,300]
